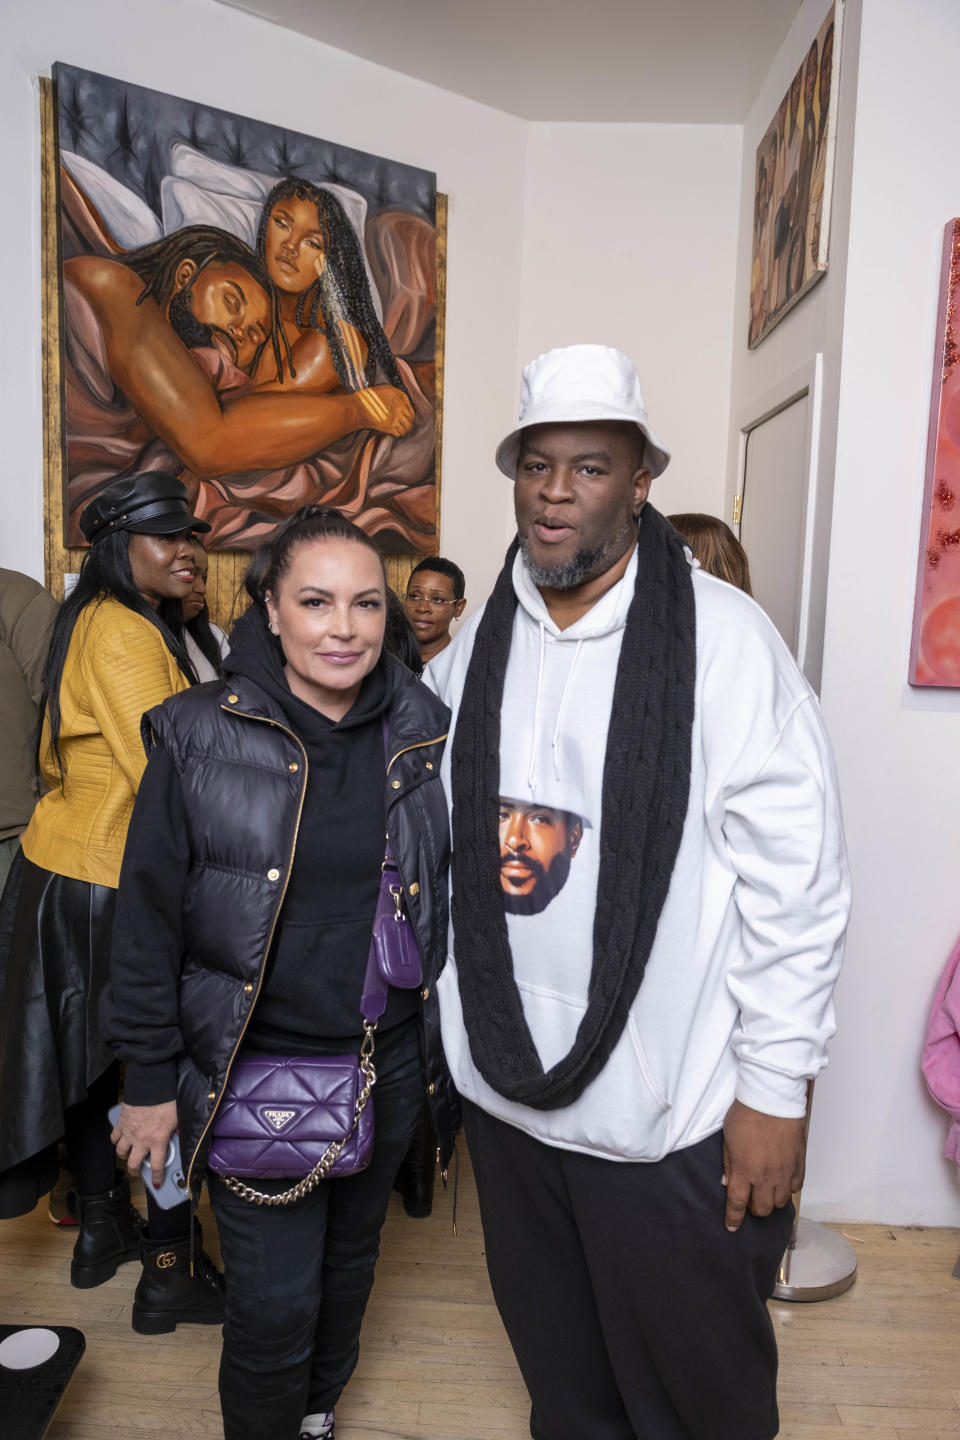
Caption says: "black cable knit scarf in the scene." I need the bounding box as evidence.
[450,504,696,1111]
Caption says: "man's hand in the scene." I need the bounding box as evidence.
[111,1101,179,1189]
[721,1099,806,1233]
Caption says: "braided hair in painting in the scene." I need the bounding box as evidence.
[256,179,406,393]
[123,225,285,380]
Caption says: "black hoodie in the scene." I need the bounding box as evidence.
[220,608,419,1048]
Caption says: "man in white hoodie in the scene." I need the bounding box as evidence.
[426,345,850,1440]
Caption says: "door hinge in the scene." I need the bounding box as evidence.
[732,494,742,525]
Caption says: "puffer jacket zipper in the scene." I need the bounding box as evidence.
[184,706,309,1195]
[386,735,448,774]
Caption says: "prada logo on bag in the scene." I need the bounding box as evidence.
[262,1108,297,1131]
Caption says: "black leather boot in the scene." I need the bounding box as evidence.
[70,1176,145,1288]
[132,1226,225,1335]
[393,1103,437,1219]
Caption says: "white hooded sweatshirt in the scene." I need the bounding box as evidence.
[426,544,850,1162]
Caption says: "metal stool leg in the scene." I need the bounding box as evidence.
[772,1081,857,1302]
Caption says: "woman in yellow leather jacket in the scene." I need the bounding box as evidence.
[0,471,223,1333]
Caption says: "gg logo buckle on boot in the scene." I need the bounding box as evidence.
[155,1251,178,1270]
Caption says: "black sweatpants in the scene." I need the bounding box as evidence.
[463,1101,793,1440]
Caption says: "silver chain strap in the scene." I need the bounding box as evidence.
[218,1024,378,1206]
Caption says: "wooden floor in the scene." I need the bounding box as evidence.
[2,1162,959,1439]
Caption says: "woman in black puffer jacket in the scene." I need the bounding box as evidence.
[104,507,457,1440]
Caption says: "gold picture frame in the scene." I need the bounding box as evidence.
[747,2,842,349]
[39,76,447,629]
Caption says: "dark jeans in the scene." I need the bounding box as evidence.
[464,1101,794,1440]
[209,1018,423,1440]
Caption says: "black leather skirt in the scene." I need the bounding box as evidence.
[0,852,117,1214]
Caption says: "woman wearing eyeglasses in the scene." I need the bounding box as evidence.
[402,557,466,666]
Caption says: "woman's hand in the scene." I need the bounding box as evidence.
[111,1101,179,1188]
[355,385,415,437]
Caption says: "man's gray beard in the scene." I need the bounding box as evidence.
[518,519,635,591]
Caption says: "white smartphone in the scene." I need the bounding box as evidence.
[107,1104,189,1210]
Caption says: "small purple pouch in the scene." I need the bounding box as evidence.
[371,844,423,990]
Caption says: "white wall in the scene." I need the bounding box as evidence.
[0,0,527,606]
[806,0,960,1225]
[517,122,742,521]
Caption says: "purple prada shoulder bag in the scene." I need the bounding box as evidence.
[207,839,422,1207]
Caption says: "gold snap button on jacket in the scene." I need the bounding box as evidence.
[243,983,254,994]
[208,1091,217,1101]
[391,779,401,790]
[267,867,281,881]
[421,986,430,1001]
[425,761,434,770]
[288,762,299,772]
[409,882,420,896]
[227,694,238,704]
[427,1082,436,1095]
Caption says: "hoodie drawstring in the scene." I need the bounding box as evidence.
[552,640,584,780]
[527,622,548,793]
[526,625,585,790]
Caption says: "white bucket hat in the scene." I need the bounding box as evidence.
[495,344,671,480]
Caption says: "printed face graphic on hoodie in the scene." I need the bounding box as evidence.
[498,798,584,916]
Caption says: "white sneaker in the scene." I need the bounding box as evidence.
[299,1410,335,1439]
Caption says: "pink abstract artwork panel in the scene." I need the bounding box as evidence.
[910,220,960,686]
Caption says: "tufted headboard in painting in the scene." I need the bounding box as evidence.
[55,65,434,230]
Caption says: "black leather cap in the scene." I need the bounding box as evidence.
[79,473,211,545]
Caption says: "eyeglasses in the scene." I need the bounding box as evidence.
[405,590,457,608]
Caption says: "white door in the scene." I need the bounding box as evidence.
[739,393,811,659]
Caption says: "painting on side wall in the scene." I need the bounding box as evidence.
[47,63,442,557]
[747,2,842,349]
[909,221,960,687]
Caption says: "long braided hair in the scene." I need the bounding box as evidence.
[256,179,406,393]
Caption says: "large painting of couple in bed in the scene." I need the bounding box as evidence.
[50,62,442,555]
